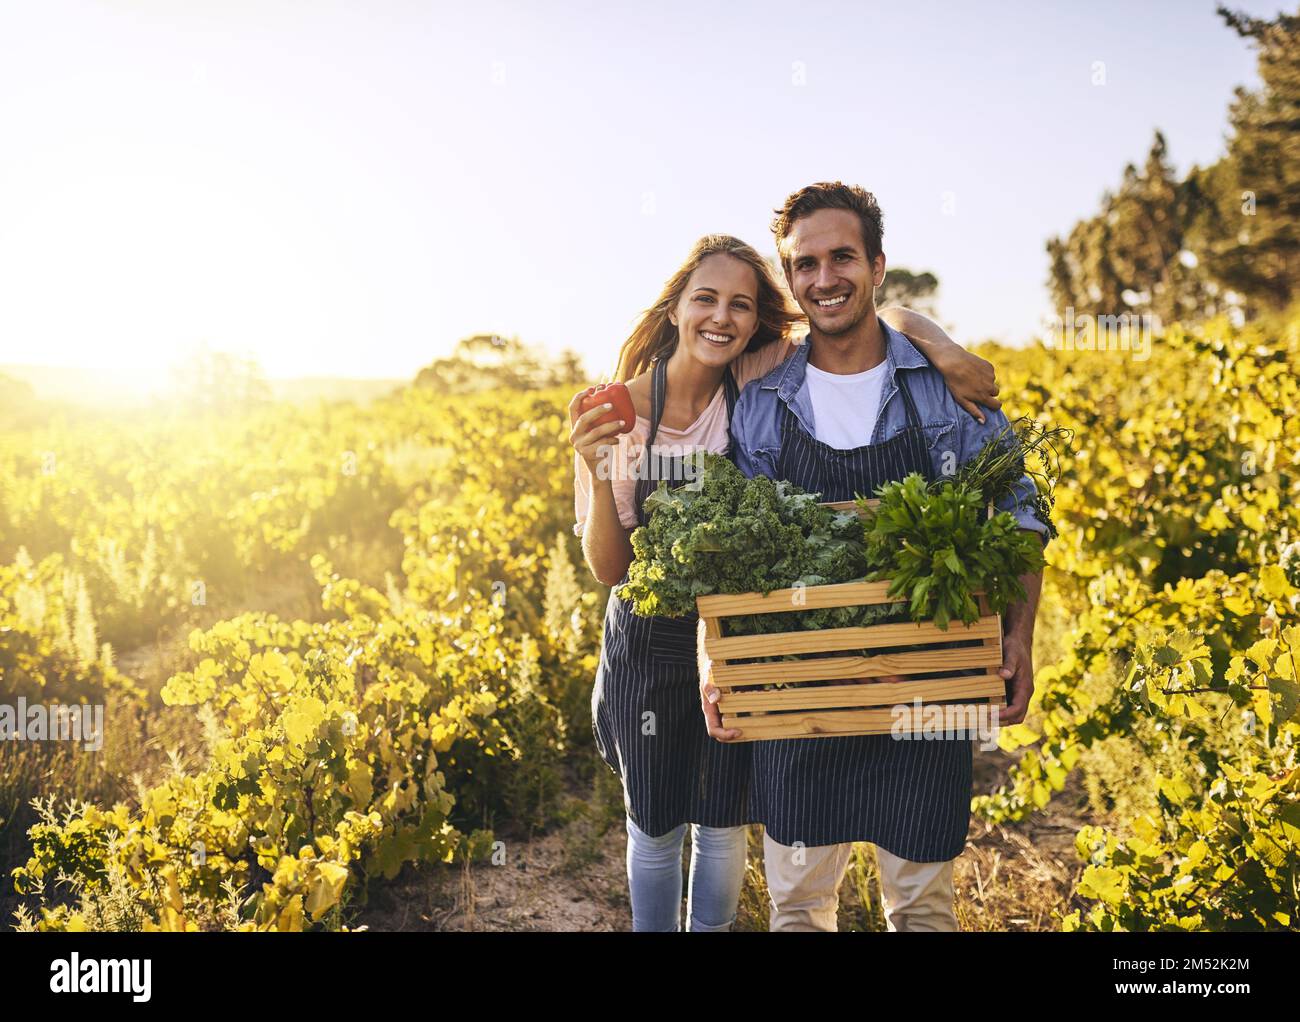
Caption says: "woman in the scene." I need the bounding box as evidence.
[568,235,999,931]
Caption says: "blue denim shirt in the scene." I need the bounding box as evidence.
[730,321,1049,545]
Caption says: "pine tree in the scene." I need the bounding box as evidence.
[1046,8,1299,324]
[1202,6,1300,311]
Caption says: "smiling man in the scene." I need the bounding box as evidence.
[705,181,1048,932]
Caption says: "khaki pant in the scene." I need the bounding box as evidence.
[762,831,958,932]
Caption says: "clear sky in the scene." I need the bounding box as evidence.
[0,0,1280,384]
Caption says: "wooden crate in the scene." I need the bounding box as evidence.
[695,499,1006,740]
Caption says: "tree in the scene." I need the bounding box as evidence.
[1191,6,1300,312]
[413,334,587,393]
[877,269,940,317]
[1046,133,1223,324]
[167,344,272,417]
[1048,8,1299,325]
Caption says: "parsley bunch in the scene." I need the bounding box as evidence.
[857,473,1046,630]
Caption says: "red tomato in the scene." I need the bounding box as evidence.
[578,382,636,434]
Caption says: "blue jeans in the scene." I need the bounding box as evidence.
[624,816,748,931]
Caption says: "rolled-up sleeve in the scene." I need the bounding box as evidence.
[573,436,642,537]
[999,469,1049,547]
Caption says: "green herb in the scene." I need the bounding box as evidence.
[953,416,1071,541]
[857,473,1046,630]
[724,601,904,637]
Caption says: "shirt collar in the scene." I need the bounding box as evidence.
[760,318,926,400]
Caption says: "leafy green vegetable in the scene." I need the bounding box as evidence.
[953,416,1070,541]
[620,414,1062,638]
[618,453,867,618]
[857,473,1046,630]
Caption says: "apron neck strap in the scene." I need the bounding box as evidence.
[647,355,668,447]
[893,365,922,431]
[722,362,739,419]
[647,353,738,447]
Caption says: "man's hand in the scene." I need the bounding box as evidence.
[934,345,1001,425]
[997,633,1034,726]
[698,617,743,742]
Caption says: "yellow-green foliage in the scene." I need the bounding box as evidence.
[4,385,602,930]
[975,312,1300,930]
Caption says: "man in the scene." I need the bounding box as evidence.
[701,181,1047,932]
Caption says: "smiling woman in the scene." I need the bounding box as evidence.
[568,235,784,932]
[566,231,1002,932]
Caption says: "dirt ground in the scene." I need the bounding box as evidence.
[357,742,1096,933]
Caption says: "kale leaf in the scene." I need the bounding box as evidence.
[618,454,867,618]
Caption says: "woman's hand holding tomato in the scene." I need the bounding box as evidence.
[576,382,637,432]
[568,385,633,476]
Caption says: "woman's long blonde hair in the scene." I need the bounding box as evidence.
[612,235,800,382]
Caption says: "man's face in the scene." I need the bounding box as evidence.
[782,208,885,337]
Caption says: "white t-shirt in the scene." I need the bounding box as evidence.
[804,359,889,449]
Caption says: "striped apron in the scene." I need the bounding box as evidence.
[591,356,753,837]
[749,367,973,862]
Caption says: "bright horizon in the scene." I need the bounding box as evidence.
[0,0,1277,387]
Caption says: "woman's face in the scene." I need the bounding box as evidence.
[668,254,759,370]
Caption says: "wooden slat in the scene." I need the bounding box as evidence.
[700,614,722,693]
[704,615,1000,660]
[719,674,1007,713]
[696,579,906,616]
[722,698,1007,741]
[697,583,991,617]
[976,593,1003,669]
[709,646,999,687]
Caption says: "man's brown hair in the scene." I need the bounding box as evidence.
[771,181,885,274]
